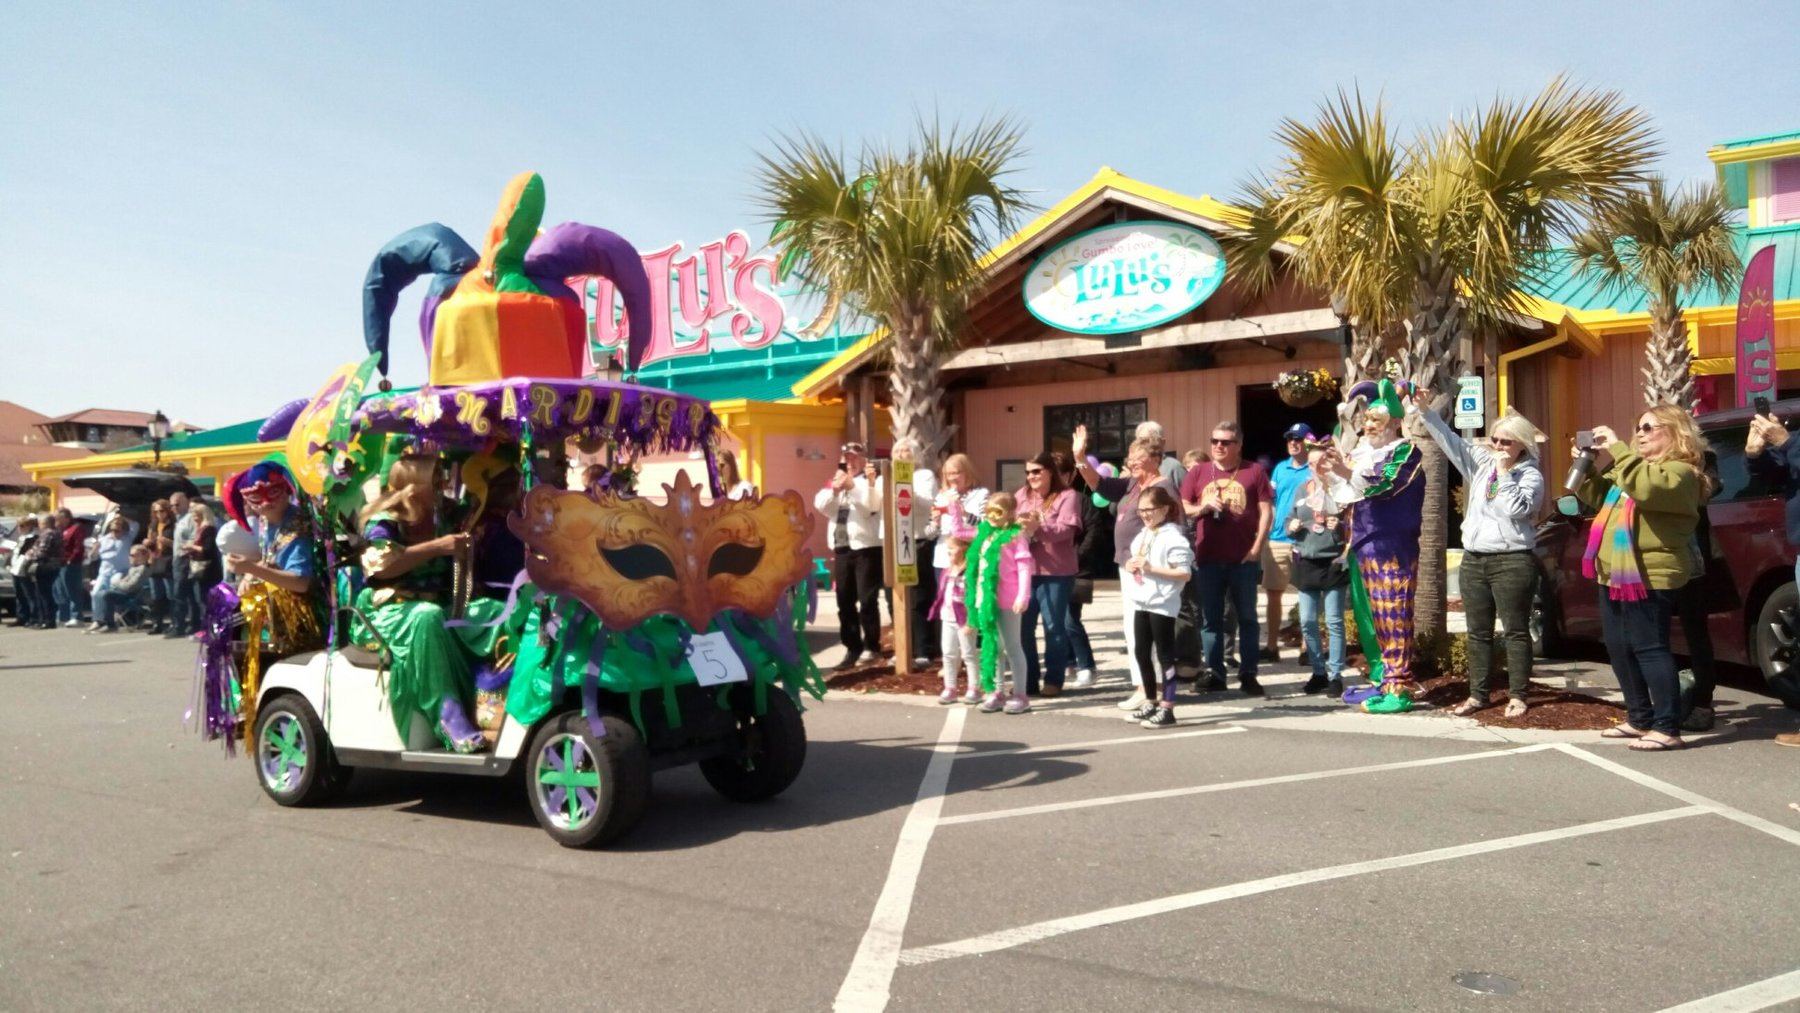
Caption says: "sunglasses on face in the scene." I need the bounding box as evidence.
[1024,467,1045,475]
[1636,422,1664,434]
[1210,438,1237,446]
[1492,438,1520,448]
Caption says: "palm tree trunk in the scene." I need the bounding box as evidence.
[1641,298,1695,410]
[886,311,956,469]
[1337,320,1390,455]
[1398,266,1469,640]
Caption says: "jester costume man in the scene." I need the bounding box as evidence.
[1330,378,1426,714]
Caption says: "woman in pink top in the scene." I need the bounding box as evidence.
[1015,450,1081,696]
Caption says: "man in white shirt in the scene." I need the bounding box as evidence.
[813,442,885,669]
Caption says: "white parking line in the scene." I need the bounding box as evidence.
[900,805,1707,966]
[938,743,1556,826]
[1551,743,1800,849]
[833,706,966,1013]
[1658,968,1800,1012]
[954,725,1246,761]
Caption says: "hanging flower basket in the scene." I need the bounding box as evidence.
[1273,367,1339,408]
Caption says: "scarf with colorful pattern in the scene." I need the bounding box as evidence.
[1582,486,1648,601]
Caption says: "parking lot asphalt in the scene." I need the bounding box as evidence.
[3,625,1800,1012]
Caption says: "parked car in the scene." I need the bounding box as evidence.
[1533,400,1800,709]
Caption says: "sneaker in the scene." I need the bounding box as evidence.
[1259,647,1279,663]
[1327,678,1344,699]
[978,693,1005,713]
[1776,732,1800,748]
[1003,696,1031,715]
[833,652,860,671]
[1126,701,1159,722]
[83,621,103,632]
[857,650,880,664]
[1071,668,1095,689]
[1039,684,1061,698]
[1680,706,1715,733]
[961,688,983,705]
[63,619,81,628]
[913,656,932,667]
[1200,674,1228,693]
[1116,688,1147,711]
[1140,707,1177,728]
[938,688,958,705]
[1240,678,1266,698]
[1302,674,1330,695]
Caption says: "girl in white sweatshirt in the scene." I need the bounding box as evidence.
[1123,486,1194,728]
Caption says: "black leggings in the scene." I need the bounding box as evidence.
[1133,610,1178,703]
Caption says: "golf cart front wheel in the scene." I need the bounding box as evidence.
[524,712,650,848]
[254,695,348,807]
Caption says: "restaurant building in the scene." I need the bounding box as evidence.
[793,130,1800,491]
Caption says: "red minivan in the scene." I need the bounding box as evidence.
[1533,400,1800,709]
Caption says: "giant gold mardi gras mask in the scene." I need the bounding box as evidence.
[508,471,815,630]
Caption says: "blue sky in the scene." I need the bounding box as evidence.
[3,0,1793,427]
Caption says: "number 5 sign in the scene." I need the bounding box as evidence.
[686,631,749,687]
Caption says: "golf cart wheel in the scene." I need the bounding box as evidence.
[254,695,347,807]
[699,689,807,802]
[524,712,650,848]
[1754,582,1800,709]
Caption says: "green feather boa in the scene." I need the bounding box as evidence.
[964,519,1023,694]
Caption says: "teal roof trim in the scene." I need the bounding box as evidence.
[115,417,266,455]
[1714,129,1800,151]
[1520,224,1800,315]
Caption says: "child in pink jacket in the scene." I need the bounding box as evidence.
[965,492,1036,714]
[929,539,980,704]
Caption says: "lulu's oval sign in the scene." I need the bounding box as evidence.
[1023,222,1226,335]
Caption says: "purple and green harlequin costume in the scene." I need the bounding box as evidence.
[1336,379,1427,714]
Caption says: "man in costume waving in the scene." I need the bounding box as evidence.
[1319,375,1426,714]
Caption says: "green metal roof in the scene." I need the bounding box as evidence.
[1520,223,1800,315]
[115,417,266,454]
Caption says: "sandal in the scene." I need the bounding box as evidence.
[1503,699,1528,719]
[1450,698,1485,717]
[1629,735,1684,752]
[1601,725,1646,739]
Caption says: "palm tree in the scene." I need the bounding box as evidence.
[1567,179,1742,410]
[1224,79,1658,636]
[753,117,1030,465]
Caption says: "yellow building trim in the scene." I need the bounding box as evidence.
[1693,350,1800,376]
[1708,138,1800,167]
[24,441,278,483]
[1497,315,1600,412]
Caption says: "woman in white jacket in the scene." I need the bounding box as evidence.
[1123,486,1193,729]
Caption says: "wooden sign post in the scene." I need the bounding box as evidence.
[888,459,918,675]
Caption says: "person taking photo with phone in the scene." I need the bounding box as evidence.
[1747,405,1800,748]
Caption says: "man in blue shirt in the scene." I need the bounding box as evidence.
[1261,423,1315,662]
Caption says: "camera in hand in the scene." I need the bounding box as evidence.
[1564,428,1598,493]
[1755,395,1772,418]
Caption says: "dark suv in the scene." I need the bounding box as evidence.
[1534,400,1800,709]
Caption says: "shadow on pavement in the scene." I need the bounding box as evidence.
[315,728,1098,851]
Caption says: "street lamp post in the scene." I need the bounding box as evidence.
[149,410,170,466]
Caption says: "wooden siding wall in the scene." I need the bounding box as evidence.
[960,352,1339,481]
[1572,330,1651,434]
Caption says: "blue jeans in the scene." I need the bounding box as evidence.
[1021,575,1073,693]
[1067,598,1094,672]
[1296,585,1346,679]
[1197,561,1261,680]
[55,563,89,623]
[148,573,172,624]
[169,565,191,632]
[1598,587,1680,735]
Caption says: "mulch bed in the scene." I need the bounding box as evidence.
[821,627,946,696]
[1415,673,1627,731]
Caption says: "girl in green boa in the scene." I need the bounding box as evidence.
[964,492,1035,715]
[352,456,501,753]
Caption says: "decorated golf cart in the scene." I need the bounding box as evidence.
[191,173,823,847]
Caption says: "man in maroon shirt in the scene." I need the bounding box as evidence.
[1181,421,1273,695]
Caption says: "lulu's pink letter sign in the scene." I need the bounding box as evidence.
[1736,244,1777,407]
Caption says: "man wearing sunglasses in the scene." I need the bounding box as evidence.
[1180,421,1274,695]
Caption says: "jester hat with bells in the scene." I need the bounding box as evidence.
[362,172,656,384]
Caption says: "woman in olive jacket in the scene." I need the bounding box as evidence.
[1575,405,1705,751]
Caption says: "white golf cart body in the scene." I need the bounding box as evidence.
[258,650,532,776]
